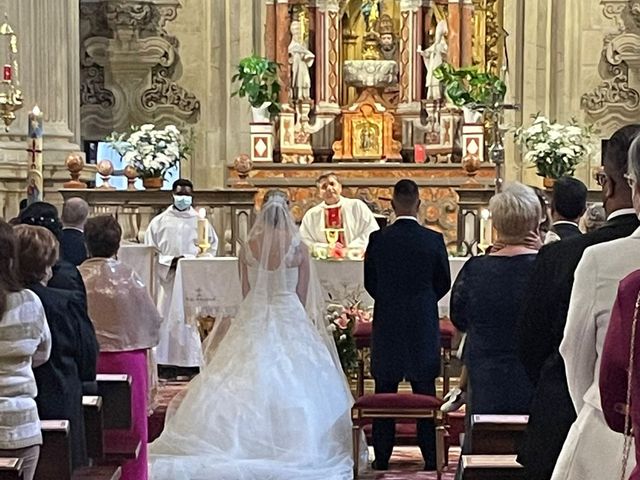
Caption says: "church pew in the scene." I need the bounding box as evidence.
[96,375,131,429]
[468,415,528,455]
[82,396,104,461]
[35,420,121,480]
[460,455,524,479]
[0,458,23,480]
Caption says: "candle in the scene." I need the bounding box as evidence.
[26,105,43,205]
[3,64,11,81]
[479,208,492,247]
[197,207,209,247]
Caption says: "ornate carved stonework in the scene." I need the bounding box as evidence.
[80,0,200,139]
[582,1,640,131]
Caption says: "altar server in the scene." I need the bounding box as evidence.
[300,172,379,250]
[145,178,218,368]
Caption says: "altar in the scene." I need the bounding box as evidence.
[148,256,467,366]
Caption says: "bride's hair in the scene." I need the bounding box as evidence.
[262,189,289,228]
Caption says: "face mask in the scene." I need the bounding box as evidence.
[173,195,192,211]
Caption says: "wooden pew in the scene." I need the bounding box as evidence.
[94,374,141,464]
[469,414,528,455]
[96,375,131,429]
[82,396,104,461]
[35,420,121,480]
[0,458,23,480]
[460,454,524,479]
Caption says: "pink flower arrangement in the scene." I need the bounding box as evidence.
[326,301,373,375]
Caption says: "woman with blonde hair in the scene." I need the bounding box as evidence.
[451,183,539,418]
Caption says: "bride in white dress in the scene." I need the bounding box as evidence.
[149,190,355,480]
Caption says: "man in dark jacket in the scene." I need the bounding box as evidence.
[364,179,451,471]
[517,124,640,480]
[60,197,89,266]
[548,176,587,240]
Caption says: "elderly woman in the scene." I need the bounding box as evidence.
[13,225,98,469]
[79,215,161,480]
[0,221,51,480]
[450,182,539,416]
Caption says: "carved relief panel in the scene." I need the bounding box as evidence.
[80,0,200,140]
[581,0,640,135]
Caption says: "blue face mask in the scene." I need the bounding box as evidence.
[173,194,192,211]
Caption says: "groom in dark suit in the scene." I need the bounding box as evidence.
[364,179,451,470]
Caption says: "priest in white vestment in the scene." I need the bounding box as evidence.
[145,179,218,367]
[299,172,379,252]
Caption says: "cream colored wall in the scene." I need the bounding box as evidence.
[503,0,609,190]
[166,0,265,188]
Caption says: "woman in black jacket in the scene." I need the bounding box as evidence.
[14,224,98,469]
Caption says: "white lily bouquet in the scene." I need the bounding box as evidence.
[516,115,594,179]
[107,124,190,179]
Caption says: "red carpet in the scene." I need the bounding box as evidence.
[148,380,461,479]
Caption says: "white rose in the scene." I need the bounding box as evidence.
[140,124,155,132]
[165,125,180,135]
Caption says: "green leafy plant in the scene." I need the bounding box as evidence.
[433,63,507,110]
[231,54,281,119]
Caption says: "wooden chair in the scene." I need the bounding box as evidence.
[469,414,528,455]
[36,420,121,480]
[351,393,446,479]
[460,454,524,479]
[0,458,23,480]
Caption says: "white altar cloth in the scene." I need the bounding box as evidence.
[160,256,466,366]
[118,244,157,297]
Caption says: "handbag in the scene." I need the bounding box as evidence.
[620,290,640,480]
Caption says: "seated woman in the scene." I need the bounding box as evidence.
[79,215,161,480]
[450,183,539,417]
[0,220,51,480]
[13,225,98,469]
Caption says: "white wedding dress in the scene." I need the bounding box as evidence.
[148,233,355,480]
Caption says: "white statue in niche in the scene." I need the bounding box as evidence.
[417,20,448,101]
[288,20,315,101]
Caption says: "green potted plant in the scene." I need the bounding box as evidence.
[433,63,507,123]
[231,54,281,122]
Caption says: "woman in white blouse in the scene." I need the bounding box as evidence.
[0,220,51,480]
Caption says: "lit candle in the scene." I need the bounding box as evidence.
[3,64,11,81]
[197,207,209,247]
[26,105,43,205]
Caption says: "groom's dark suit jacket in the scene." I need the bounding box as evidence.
[364,219,451,383]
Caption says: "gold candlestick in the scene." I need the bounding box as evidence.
[0,16,22,131]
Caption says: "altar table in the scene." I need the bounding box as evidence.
[118,243,157,297]
[162,256,467,366]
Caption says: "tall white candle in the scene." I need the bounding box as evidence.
[26,105,43,204]
[197,207,209,246]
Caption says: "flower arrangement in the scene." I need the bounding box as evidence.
[516,115,594,179]
[326,301,372,375]
[106,124,191,179]
[231,54,281,120]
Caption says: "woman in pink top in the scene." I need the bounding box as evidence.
[79,215,161,480]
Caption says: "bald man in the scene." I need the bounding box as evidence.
[61,197,90,266]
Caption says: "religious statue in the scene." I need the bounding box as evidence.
[361,0,380,33]
[377,14,397,61]
[418,20,448,101]
[288,20,315,102]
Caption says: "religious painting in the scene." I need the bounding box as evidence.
[352,119,382,159]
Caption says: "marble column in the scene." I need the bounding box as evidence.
[447,0,462,68]
[265,0,277,61]
[461,0,474,67]
[0,0,83,218]
[276,0,291,105]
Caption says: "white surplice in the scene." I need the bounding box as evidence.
[144,206,218,366]
[299,196,379,249]
[552,227,640,480]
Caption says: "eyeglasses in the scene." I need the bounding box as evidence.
[593,170,607,187]
[624,173,637,189]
